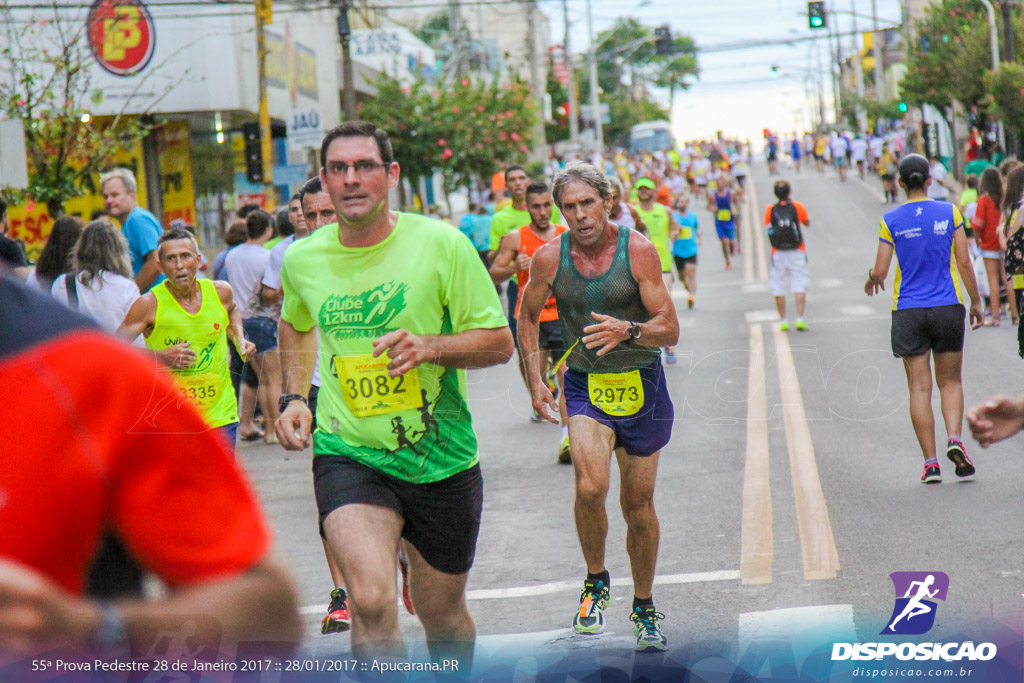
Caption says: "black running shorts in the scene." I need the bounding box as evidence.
[538,319,566,356]
[890,304,965,358]
[312,455,483,575]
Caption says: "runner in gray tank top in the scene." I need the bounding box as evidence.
[517,163,679,653]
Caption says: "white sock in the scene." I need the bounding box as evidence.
[561,426,568,439]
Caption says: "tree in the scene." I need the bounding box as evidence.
[0,1,152,216]
[359,75,536,211]
[984,63,1024,154]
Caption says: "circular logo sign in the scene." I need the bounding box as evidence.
[87,0,156,76]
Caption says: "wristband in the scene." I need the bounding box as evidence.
[278,393,308,414]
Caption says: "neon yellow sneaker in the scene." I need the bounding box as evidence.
[780,321,790,332]
[795,320,809,331]
[558,435,571,464]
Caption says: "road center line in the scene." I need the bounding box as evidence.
[745,177,769,282]
[741,324,773,584]
[772,327,840,580]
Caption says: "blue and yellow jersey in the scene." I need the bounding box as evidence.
[879,198,964,311]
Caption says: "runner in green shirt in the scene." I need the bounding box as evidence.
[276,121,513,666]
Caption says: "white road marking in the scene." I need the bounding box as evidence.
[743,283,771,294]
[838,304,876,316]
[739,604,856,675]
[741,324,773,585]
[746,310,781,324]
[299,570,740,614]
[817,278,844,289]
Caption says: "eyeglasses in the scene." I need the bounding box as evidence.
[325,160,391,176]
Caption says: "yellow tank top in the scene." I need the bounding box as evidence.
[146,279,238,427]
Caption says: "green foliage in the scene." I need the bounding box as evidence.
[900,0,1024,111]
[0,5,150,215]
[360,75,537,208]
[192,140,236,197]
[984,62,1024,140]
[604,98,669,148]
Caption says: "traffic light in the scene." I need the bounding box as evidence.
[655,25,673,56]
[898,102,908,113]
[770,65,779,78]
[808,1,826,29]
[242,121,263,184]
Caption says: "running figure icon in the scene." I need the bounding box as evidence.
[888,574,939,631]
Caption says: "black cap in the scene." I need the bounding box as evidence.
[898,154,930,183]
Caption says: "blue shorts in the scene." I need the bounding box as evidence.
[243,315,278,353]
[219,421,238,449]
[564,360,674,457]
[716,222,737,240]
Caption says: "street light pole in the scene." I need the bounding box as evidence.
[850,0,867,134]
[870,0,884,101]
[562,0,579,145]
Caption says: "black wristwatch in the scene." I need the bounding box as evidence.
[278,393,308,413]
[629,321,642,341]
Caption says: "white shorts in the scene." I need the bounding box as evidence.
[770,249,809,296]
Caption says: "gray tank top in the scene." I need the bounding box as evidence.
[551,225,660,374]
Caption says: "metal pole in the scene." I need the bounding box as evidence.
[978,0,1003,149]
[827,0,841,125]
[870,0,884,101]
[563,0,579,145]
[850,0,867,133]
[256,0,273,188]
[586,0,602,149]
[526,0,547,157]
[338,0,356,120]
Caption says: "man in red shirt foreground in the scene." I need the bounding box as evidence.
[0,277,301,659]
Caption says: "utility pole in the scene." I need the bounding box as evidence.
[827,0,841,126]
[562,0,579,146]
[337,0,356,120]
[870,0,884,101]
[255,0,274,190]
[850,0,867,134]
[585,0,602,149]
[525,0,547,158]
[448,0,462,75]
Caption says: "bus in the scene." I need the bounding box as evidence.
[629,121,674,155]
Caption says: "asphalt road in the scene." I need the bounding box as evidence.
[238,160,1023,678]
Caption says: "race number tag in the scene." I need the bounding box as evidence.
[588,371,644,417]
[336,355,421,418]
[679,226,692,240]
[716,208,732,222]
[178,372,219,408]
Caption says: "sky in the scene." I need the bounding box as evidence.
[547,0,905,143]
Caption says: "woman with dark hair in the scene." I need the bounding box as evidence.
[212,220,247,281]
[25,215,84,292]
[52,220,140,332]
[974,167,1016,325]
[864,154,984,484]
[999,165,1024,354]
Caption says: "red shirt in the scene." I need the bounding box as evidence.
[974,195,1002,252]
[1,328,271,594]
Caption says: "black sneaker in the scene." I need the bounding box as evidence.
[920,463,941,484]
[320,587,351,633]
[571,578,610,634]
[946,437,975,478]
[630,605,667,652]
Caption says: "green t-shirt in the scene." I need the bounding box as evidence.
[636,203,672,271]
[280,213,508,483]
[964,160,994,178]
[489,205,563,251]
[489,204,562,284]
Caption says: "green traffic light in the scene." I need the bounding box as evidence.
[898,102,908,112]
[810,17,823,27]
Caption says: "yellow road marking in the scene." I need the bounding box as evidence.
[741,323,773,584]
[772,327,840,580]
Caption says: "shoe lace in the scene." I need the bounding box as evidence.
[633,610,665,636]
[579,581,606,602]
[329,589,347,612]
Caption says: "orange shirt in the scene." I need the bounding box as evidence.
[656,183,672,207]
[764,200,810,252]
[515,223,567,321]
